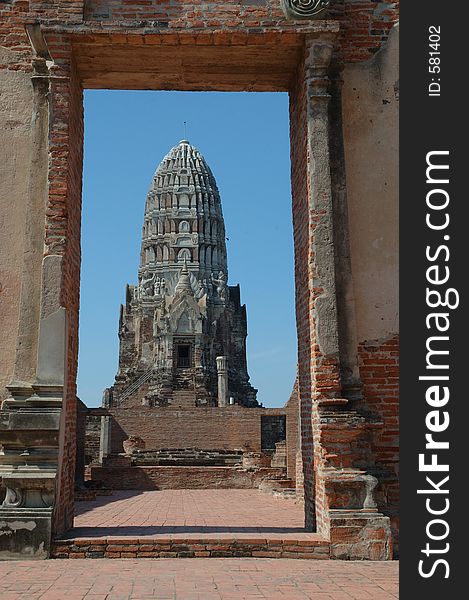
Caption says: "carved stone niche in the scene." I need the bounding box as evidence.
[280,0,330,20]
[2,473,55,510]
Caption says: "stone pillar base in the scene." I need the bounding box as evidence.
[329,510,392,560]
[0,508,53,559]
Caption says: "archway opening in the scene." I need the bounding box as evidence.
[71,89,309,551]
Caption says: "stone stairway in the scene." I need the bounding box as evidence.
[170,369,197,406]
[117,368,153,404]
[259,476,297,499]
[170,390,197,407]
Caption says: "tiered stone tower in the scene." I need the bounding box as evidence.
[104,140,258,409]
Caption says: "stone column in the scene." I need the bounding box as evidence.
[329,68,363,400]
[303,35,391,559]
[216,356,228,407]
[304,34,342,400]
[99,416,112,462]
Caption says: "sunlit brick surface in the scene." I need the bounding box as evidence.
[0,557,399,600]
[74,489,304,534]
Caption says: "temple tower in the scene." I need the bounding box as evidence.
[104,140,258,409]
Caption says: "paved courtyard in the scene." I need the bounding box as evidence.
[0,557,399,600]
[72,489,310,540]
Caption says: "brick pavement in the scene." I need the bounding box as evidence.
[0,557,399,599]
[72,489,308,538]
[55,489,327,558]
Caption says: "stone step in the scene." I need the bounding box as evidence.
[259,478,295,495]
[52,536,331,560]
[272,488,297,499]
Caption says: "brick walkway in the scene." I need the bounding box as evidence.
[72,489,308,539]
[0,558,399,599]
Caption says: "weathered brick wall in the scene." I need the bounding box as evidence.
[84,415,102,463]
[86,464,281,490]
[284,377,299,482]
[75,398,88,483]
[342,26,399,551]
[82,0,399,63]
[289,55,316,528]
[51,56,84,536]
[358,334,399,548]
[261,415,286,450]
[104,406,287,453]
[0,1,399,73]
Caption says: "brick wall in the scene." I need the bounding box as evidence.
[48,55,84,536]
[82,0,399,63]
[86,406,287,454]
[0,1,399,74]
[284,377,299,481]
[358,334,399,550]
[289,56,316,529]
[86,464,282,490]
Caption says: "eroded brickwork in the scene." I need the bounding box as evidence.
[289,55,315,528]
[47,56,84,536]
[358,334,399,550]
[81,0,399,64]
[283,378,299,481]
[85,464,283,490]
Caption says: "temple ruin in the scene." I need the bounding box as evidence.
[0,0,399,561]
[105,139,258,410]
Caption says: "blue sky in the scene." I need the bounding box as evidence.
[78,90,297,407]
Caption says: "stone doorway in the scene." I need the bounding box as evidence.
[0,10,395,561]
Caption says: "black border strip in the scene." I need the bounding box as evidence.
[400,2,466,597]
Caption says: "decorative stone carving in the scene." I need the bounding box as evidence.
[193,278,206,300]
[123,435,145,454]
[154,277,166,299]
[177,248,191,262]
[1,474,56,509]
[280,0,330,20]
[211,270,228,301]
[140,270,156,298]
[204,277,213,298]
